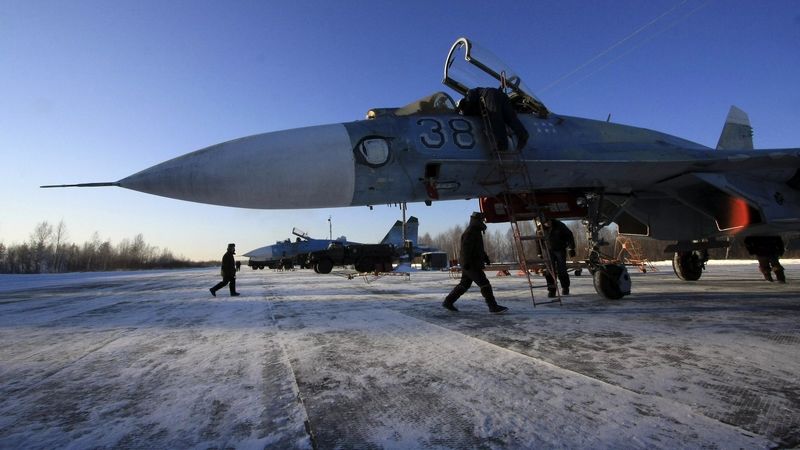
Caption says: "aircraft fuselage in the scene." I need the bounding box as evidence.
[116,112,800,244]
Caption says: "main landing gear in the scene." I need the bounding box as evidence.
[664,240,721,282]
[672,250,707,281]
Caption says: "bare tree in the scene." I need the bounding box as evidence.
[486,228,513,263]
[52,220,68,272]
[129,234,146,266]
[419,232,433,247]
[447,224,464,263]
[97,240,113,271]
[29,221,53,273]
[0,221,198,274]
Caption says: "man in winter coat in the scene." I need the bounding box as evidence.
[743,235,786,283]
[458,87,529,152]
[210,243,241,297]
[442,212,508,314]
[537,218,577,297]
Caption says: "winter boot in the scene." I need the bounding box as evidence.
[210,288,216,297]
[760,267,774,282]
[443,285,466,312]
[229,279,239,296]
[481,285,508,314]
[775,266,786,283]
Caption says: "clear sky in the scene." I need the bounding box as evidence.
[2,0,799,261]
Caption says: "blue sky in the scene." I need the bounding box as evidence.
[2,1,799,260]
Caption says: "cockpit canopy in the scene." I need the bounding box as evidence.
[444,37,549,117]
[366,37,548,119]
[395,92,456,116]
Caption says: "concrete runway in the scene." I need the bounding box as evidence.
[0,262,798,448]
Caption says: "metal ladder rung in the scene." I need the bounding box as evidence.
[533,299,562,306]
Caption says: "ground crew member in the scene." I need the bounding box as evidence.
[443,212,508,314]
[743,236,786,283]
[538,218,577,296]
[210,243,241,297]
[458,87,529,152]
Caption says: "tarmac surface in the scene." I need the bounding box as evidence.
[0,262,798,449]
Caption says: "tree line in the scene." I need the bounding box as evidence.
[418,220,799,264]
[0,220,208,274]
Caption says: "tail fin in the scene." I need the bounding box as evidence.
[716,105,753,150]
[380,220,404,245]
[405,216,419,245]
[379,216,420,246]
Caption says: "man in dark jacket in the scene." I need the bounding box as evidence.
[210,243,241,297]
[443,212,508,314]
[458,87,529,152]
[537,218,577,297]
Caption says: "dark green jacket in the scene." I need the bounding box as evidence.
[221,251,236,278]
[459,220,490,270]
[540,219,576,252]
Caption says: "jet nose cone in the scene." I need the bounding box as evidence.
[119,124,355,208]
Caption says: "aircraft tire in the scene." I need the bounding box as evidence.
[672,251,703,281]
[316,259,333,274]
[593,264,631,300]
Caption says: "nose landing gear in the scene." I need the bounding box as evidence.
[583,192,632,300]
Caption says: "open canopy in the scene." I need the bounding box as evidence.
[443,37,549,117]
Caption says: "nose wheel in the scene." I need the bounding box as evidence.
[593,264,632,299]
[583,192,632,300]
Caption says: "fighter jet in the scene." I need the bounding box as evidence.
[44,37,800,299]
[243,217,423,269]
[243,227,347,270]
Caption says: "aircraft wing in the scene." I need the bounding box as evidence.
[586,148,800,240]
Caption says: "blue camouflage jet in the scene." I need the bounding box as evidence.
[243,217,423,270]
[44,37,800,299]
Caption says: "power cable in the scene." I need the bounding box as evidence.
[539,0,694,94]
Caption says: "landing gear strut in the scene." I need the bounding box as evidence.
[583,192,631,300]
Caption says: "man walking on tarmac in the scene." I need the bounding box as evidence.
[743,235,786,283]
[442,212,508,314]
[210,243,241,297]
[538,218,577,297]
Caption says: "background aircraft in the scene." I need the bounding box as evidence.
[45,37,800,299]
[243,227,347,270]
[243,217,425,269]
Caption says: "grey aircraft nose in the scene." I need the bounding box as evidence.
[118,123,356,209]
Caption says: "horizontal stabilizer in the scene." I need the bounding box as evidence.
[40,182,120,188]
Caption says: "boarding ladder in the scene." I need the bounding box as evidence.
[478,95,562,307]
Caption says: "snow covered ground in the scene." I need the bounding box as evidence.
[0,261,798,449]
